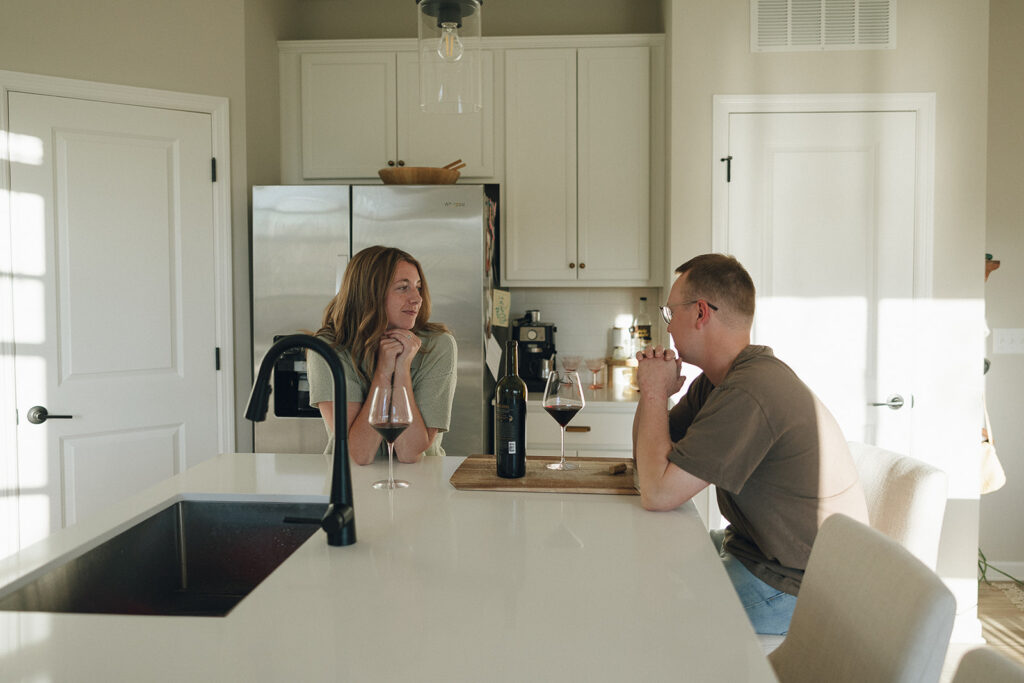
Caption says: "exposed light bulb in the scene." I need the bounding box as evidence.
[437,21,464,62]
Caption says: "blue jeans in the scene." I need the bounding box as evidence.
[710,529,797,635]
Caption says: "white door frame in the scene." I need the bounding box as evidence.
[711,93,936,298]
[0,71,235,552]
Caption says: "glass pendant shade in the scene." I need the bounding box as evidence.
[417,0,482,114]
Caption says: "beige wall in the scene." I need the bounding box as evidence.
[246,0,302,189]
[666,0,991,629]
[982,0,1024,575]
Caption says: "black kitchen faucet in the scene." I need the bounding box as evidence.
[245,334,356,546]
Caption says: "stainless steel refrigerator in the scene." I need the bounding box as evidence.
[251,184,499,456]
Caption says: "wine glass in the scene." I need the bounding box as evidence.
[560,355,582,372]
[368,384,412,490]
[584,357,605,390]
[542,370,585,471]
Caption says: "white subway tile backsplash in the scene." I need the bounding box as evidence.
[509,287,662,360]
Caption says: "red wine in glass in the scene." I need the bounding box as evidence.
[544,405,581,428]
[542,371,585,471]
[371,423,409,444]
[369,384,412,490]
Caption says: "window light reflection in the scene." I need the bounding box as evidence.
[755,296,870,443]
[11,277,44,345]
[10,190,46,277]
[3,132,44,166]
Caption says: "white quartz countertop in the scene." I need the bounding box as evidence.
[0,454,776,682]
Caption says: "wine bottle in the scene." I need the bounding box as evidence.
[494,339,527,478]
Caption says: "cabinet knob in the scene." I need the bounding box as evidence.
[387,160,396,167]
[569,262,576,269]
[397,160,405,167]
[566,425,591,433]
[579,262,586,269]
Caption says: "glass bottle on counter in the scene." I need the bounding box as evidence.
[630,296,653,355]
[494,339,527,478]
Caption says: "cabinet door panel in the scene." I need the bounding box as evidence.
[504,49,577,281]
[301,52,397,178]
[577,47,650,281]
[397,51,494,177]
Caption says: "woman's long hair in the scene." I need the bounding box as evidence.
[315,246,448,383]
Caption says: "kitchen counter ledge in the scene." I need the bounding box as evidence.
[0,453,776,682]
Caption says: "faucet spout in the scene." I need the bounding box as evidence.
[246,334,356,546]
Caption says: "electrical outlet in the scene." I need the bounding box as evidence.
[992,328,1024,354]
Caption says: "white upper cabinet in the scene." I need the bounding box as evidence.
[577,47,651,283]
[504,48,578,281]
[395,52,494,177]
[280,42,495,182]
[300,52,397,179]
[502,43,660,286]
[278,36,663,286]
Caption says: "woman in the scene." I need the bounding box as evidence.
[306,246,457,465]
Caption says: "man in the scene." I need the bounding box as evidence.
[632,253,868,635]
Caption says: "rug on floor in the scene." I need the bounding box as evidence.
[993,582,1024,611]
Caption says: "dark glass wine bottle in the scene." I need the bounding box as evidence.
[495,339,527,478]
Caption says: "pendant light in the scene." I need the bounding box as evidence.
[416,0,483,114]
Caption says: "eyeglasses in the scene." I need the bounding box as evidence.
[659,300,718,324]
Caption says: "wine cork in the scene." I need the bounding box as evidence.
[608,463,627,475]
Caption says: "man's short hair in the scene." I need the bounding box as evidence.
[675,254,756,320]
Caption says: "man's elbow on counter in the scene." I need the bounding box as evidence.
[639,487,682,512]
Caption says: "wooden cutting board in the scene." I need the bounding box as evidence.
[450,455,639,495]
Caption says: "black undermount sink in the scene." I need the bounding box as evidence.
[0,498,324,617]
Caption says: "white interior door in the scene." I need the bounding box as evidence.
[724,110,918,453]
[9,91,220,547]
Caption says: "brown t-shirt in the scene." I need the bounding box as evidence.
[667,345,868,595]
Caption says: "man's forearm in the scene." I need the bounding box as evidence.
[634,394,675,506]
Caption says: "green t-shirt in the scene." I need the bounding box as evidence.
[306,331,458,460]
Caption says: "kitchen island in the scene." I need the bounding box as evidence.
[0,454,777,682]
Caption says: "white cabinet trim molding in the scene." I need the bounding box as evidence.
[278,34,665,54]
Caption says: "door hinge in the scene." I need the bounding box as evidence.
[215,346,221,371]
[720,155,733,183]
[211,157,217,182]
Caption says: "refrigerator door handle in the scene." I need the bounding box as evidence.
[335,254,349,294]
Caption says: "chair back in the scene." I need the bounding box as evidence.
[848,441,948,569]
[769,513,956,683]
[952,647,1024,683]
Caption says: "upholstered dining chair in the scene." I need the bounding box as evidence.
[848,441,949,569]
[759,443,949,656]
[768,513,956,683]
[952,646,1024,683]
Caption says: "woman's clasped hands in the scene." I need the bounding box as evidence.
[376,329,422,379]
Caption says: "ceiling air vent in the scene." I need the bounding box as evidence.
[751,0,896,52]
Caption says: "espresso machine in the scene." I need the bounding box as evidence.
[512,309,557,393]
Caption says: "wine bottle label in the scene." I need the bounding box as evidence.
[495,399,526,478]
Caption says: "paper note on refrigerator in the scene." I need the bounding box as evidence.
[486,334,503,381]
[491,289,510,327]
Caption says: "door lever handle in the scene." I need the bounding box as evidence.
[26,406,74,424]
[868,395,905,410]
